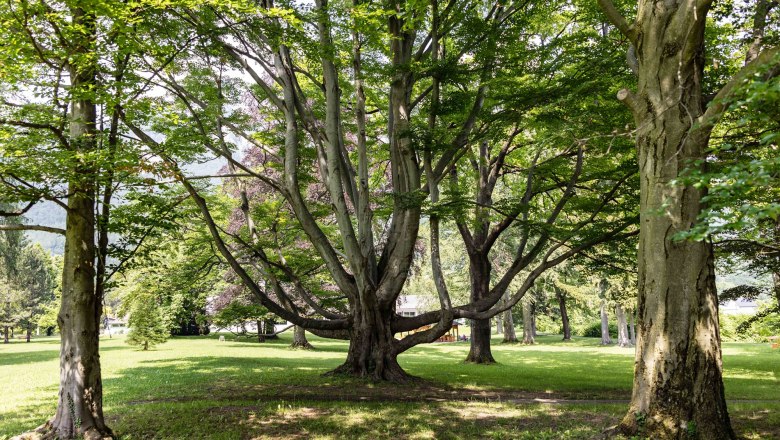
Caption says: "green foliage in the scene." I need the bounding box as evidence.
[533,314,560,335]
[0,217,57,336]
[112,201,226,337]
[719,305,780,342]
[11,244,57,331]
[578,322,618,339]
[212,301,268,336]
[125,294,169,351]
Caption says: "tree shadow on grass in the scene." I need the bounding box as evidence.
[0,345,126,367]
[109,398,626,440]
[4,348,777,440]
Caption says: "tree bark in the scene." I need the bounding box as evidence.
[598,1,736,437]
[495,315,502,334]
[616,304,630,347]
[629,309,636,346]
[263,319,279,340]
[26,323,31,343]
[501,294,518,344]
[43,7,112,439]
[256,320,265,343]
[328,301,410,381]
[557,290,571,341]
[466,318,495,363]
[465,257,496,363]
[522,300,534,345]
[3,326,7,344]
[600,301,611,345]
[290,325,314,349]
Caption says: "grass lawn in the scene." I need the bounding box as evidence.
[1,333,778,439]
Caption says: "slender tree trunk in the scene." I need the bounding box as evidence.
[531,303,537,336]
[774,272,780,308]
[26,323,31,343]
[629,309,636,346]
[600,301,611,345]
[616,304,630,347]
[522,300,534,345]
[257,320,265,343]
[773,219,780,307]
[264,318,279,340]
[43,8,112,439]
[502,297,518,344]
[290,325,314,349]
[604,1,735,436]
[558,290,571,341]
[3,326,7,344]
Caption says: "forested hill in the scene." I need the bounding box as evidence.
[23,160,225,255]
[25,202,66,254]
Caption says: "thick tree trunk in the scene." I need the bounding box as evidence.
[328,303,410,381]
[609,1,734,437]
[290,325,314,349]
[616,304,630,347]
[465,257,495,363]
[600,301,611,345]
[521,301,534,345]
[466,318,495,363]
[558,290,571,341]
[495,315,502,334]
[629,309,636,346]
[47,130,111,440]
[42,9,111,438]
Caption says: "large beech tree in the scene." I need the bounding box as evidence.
[598,0,779,437]
[435,2,639,362]
[118,0,638,381]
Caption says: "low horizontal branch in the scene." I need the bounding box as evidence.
[0,224,66,235]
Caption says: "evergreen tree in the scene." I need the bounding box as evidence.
[126,294,169,351]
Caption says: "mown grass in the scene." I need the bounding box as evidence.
[1,333,778,439]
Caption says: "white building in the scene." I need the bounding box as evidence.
[720,299,759,315]
[397,295,421,317]
[102,317,128,335]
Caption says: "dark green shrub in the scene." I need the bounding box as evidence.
[578,322,618,338]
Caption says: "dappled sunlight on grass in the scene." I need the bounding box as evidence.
[1,333,779,439]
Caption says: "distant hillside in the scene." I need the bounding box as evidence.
[25,202,66,254]
[23,158,226,255]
